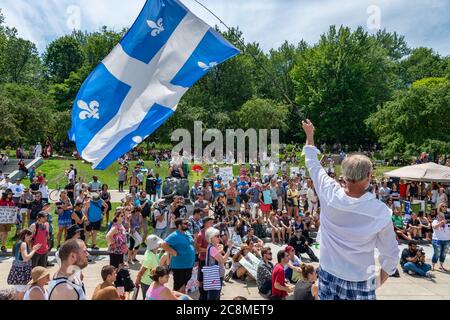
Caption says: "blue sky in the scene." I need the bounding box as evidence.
[1,0,450,55]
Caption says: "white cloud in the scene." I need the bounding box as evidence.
[1,0,449,55]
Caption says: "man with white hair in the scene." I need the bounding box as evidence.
[301,119,399,300]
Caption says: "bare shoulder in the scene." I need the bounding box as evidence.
[49,283,79,300]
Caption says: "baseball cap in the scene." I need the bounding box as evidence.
[145,235,163,250]
[285,245,295,253]
[203,217,215,224]
[37,211,48,219]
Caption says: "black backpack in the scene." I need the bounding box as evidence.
[115,268,135,292]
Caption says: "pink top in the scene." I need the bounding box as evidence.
[145,284,167,300]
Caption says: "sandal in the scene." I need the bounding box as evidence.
[439,265,447,271]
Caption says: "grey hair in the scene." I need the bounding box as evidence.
[341,155,372,183]
[205,227,220,244]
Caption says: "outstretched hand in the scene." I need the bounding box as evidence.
[302,119,314,135]
[302,119,315,146]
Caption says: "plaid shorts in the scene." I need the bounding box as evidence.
[318,267,376,300]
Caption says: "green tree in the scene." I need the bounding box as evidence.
[80,26,125,69]
[237,98,289,132]
[0,83,55,146]
[366,77,450,157]
[44,35,84,83]
[400,47,447,86]
[0,28,42,86]
[291,26,396,146]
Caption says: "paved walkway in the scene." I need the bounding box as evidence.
[2,243,450,300]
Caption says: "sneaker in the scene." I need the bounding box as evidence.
[407,270,414,275]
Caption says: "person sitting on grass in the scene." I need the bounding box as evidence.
[392,207,412,241]
[400,240,432,277]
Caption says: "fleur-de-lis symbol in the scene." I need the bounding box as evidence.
[78,100,100,120]
[198,61,218,71]
[147,18,164,37]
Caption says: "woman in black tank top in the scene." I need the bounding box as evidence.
[293,264,318,300]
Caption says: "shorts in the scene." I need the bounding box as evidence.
[239,194,249,203]
[58,219,72,228]
[271,200,278,211]
[0,224,12,232]
[172,268,193,291]
[14,285,28,293]
[128,236,140,250]
[86,220,101,231]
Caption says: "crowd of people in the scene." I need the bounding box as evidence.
[1,140,450,300]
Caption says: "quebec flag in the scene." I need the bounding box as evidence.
[69,0,240,169]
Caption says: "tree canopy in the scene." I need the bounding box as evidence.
[0,7,448,156]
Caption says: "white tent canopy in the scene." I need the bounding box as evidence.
[384,162,450,183]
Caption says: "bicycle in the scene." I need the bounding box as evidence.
[48,172,68,203]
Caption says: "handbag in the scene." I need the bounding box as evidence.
[201,246,221,291]
[132,230,143,247]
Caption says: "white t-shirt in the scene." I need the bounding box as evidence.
[12,184,25,197]
[431,190,438,203]
[432,220,450,241]
[154,209,167,229]
[39,185,49,198]
[68,169,75,181]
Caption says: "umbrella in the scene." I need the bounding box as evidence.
[384,162,450,182]
[192,164,204,173]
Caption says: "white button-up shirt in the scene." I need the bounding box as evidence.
[304,145,399,282]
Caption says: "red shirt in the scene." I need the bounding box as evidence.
[271,263,287,298]
[196,229,208,261]
[0,199,15,207]
[399,184,407,198]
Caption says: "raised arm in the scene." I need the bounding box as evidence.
[301,120,337,197]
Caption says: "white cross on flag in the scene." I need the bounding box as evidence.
[69,0,239,169]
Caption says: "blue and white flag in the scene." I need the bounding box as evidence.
[69,0,239,169]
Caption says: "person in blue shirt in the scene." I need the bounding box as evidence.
[28,166,36,183]
[161,218,195,294]
[213,177,225,200]
[237,176,249,206]
[154,173,162,201]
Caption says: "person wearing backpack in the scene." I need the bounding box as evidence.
[29,212,50,268]
[84,193,107,250]
[137,191,152,243]
[153,199,168,239]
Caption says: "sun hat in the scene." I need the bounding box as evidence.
[145,235,163,250]
[27,267,51,286]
